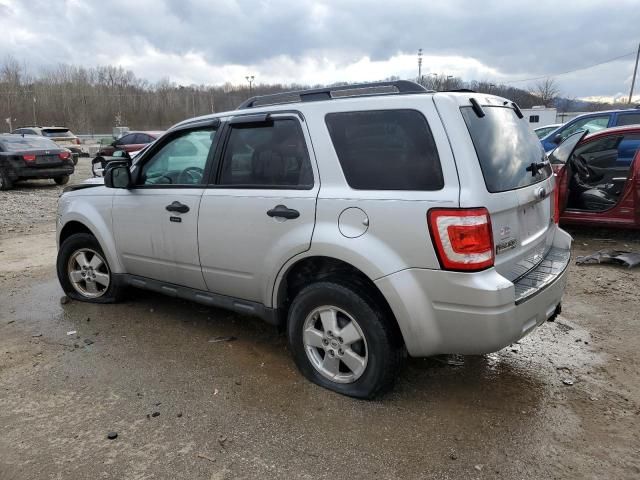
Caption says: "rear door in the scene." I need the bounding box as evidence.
[197,113,318,304]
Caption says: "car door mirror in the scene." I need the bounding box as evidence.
[553,134,563,145]
[104,164,132,189]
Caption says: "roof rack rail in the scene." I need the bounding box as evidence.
[237,80,430,109]
[442,88,476,93]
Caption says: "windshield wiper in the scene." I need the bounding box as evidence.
[526,161,548,177]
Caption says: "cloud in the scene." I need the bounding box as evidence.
[0,0,638,99]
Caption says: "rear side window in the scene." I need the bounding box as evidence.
[461,106,551,193]
[616,113,640,127]
[325,110,443,190]
[219,119,313,188]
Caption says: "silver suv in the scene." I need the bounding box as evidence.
[56,81,572,398]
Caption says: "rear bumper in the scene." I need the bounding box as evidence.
[376,227,572,357]
[9,165,74,180]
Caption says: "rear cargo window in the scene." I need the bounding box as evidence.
[42,129,74,138]
[461,106,551,193]
[325,110,444,190]
[0,135,58,151]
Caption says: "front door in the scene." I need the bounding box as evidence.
[198,114,318,304]
[113,125,219,289]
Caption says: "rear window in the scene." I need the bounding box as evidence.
[0,135,58,151]
[325,110,444,190]
[461,105,551,193]
[42,128,74,138]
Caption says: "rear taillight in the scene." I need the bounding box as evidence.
[75,138,81,145]
[59,151,71,160]
[428,208,494,271]
[23,154,36,162]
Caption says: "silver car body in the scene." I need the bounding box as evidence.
[57,91,571,357]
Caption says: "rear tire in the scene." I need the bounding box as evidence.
[57,233,123,303]
[0,170,13,190]
[54,175,69,185]
[287,281,404,399]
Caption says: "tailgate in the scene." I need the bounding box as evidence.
[456,98,557,281]
[488,177,555,281]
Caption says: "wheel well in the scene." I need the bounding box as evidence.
[59,221,94,245]
[277,256,403,339]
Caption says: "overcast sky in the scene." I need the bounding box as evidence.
[1,0,639,101]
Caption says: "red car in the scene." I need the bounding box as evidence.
[551,125,640,229]
[97,131,163,157]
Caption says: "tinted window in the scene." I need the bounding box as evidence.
[219,119,313,188]
[325,110,443,190]
[139,129,217,186]
[575,133,640,168]
[529,115,539,123]
[0,135,58,151]
[615,113,640,127]
[42,128,74,138]
[461,105,551,193]
[117,134,136,145]
[137,134,152,143]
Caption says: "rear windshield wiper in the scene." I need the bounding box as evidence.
[525,161,548,177]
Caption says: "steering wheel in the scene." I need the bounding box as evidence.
[572,154,595,181]
[177,166,204,184]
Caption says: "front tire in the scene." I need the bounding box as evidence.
[57,233,122,303]
[287,281,404,399]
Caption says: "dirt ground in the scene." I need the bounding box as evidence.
[1,162,639,479]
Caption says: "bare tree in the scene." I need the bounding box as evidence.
[532,78,560,106]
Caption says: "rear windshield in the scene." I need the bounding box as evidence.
[325,109,444,191]
[42,128,74,138]
[461,105,551,193]
[0,135,59,151]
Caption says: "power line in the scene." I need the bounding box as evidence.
[502,51,636,84]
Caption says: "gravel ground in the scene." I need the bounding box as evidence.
[0,164,639,479]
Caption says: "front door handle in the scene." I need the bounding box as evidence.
[267,205,300,219]
[166,201,190,213]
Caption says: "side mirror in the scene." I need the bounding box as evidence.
[104,164,132,189]
[553,134,563,145]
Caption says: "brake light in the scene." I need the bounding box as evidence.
[22,154,36,162]
[58,151,71,160]
[428,208,494,271]
[75,138,81,145]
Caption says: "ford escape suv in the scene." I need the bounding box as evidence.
[56,81,572,398]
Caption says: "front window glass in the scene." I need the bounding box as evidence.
[139,129,217,185]
[461,105,551,192]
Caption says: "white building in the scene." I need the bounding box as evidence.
[521,106,557,127]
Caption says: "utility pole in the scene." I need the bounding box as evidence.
[417,49,423,83]
[628,42,640,104]
[245,75,255,96]
[32,95,37,125]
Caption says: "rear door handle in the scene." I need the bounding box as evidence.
[166,201,190,213]
[267,205,300,219]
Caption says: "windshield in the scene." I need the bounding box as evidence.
[461,105,551,193]
[0,135,59,152]
[42,128,74,138]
